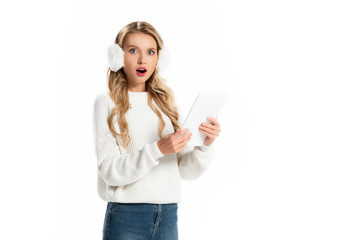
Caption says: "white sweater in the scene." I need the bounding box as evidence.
[92,91,215,204]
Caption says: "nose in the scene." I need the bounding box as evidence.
[137,53,146,64]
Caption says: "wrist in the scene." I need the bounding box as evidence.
[157,141,163,154]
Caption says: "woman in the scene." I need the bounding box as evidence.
[93,21,221,240]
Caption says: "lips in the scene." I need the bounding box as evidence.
[136,67,147,73]
[136,67,147,76]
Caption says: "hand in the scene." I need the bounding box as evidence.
[157,128,192,155]
[199,117,221,146]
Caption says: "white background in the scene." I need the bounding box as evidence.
[0,0,359,239]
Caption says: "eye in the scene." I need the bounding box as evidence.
[129,48,137,54]
[148,50,155,55]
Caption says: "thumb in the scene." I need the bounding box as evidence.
[175,128,190,137]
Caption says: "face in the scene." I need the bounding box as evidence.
[123,32,158,92]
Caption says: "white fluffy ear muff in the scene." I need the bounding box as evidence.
[107,43,124,72]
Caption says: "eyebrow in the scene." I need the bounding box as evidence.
[126,45,156,50]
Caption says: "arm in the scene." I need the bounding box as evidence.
[93,94,164,186]
[176,144,215,180]
[175,106,215,180]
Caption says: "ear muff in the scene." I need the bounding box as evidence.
[107,43,124,72]
[106,43,171,73]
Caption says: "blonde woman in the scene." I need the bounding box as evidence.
[93,21,221,240]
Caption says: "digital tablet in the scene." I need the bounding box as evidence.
[179,91,228,146]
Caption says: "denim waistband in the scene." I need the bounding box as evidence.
[109,202,177,206]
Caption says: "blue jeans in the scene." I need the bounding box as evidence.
[102,202,178,240]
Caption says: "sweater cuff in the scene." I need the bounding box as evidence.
[198,144,214,152]
[149,141,164,160]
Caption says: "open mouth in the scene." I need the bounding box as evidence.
[136,68,147,74]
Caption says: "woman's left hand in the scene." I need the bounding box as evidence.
[199,117,221,146]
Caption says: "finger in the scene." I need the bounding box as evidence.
[176,129,191,139]
[200,123,220,133]
[177,132,192,146]
[175,140,187,152]
[175,128,190,136]
[206,117,220,127]
[199,127,219,137]
[177,139,190,151]
[200,129,217,139]
[177,132,192,144]
[200,122,217,131]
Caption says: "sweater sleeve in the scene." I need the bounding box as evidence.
[93,94,164,186]
[176,144,215,180]
[175,107,215,180]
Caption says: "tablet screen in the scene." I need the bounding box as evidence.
[180,91,228,146]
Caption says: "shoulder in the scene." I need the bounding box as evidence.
[94,92,111,105]
[93,92,110,112]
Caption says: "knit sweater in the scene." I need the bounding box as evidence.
[92,91,215,204]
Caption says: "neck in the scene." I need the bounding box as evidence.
[128,84,146,92]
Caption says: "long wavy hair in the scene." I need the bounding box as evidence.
[106,21,180,151]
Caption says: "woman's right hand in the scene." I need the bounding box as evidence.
[157,129,192,155]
